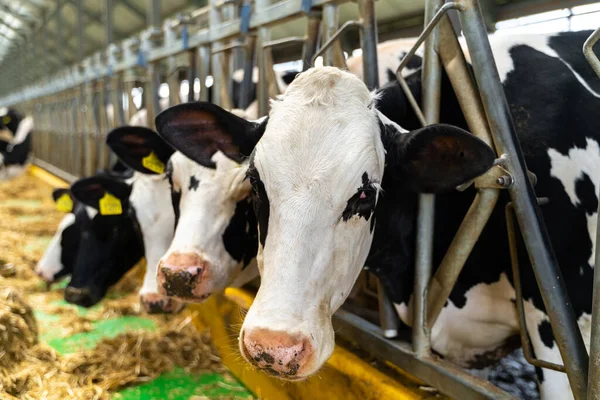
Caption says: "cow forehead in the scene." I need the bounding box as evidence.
[255,70,385,203]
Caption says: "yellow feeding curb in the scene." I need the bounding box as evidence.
[189,288,428,400]
[29,165,69,188]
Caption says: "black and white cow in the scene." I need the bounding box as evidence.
[35,161,132,283]
[108,108,260,303]
[154,30,600,399]
[0,107,33,180]
[63,174,146,307]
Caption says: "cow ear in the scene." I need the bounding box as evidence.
[70,176,132,214]
[107,126,174,175]
[382,122,495,193]
[52,188,76,213]
[155,102,266,168]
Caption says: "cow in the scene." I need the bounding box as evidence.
[63,173,146,307]
[153,30,600,399]
[35,161,131,283]
[109,108,260,303]
[0,107,33,180]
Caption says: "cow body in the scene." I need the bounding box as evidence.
[0,108,33,180]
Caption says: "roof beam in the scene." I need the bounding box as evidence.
[67,0,128,38]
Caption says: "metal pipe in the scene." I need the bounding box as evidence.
[188,49,198,102]
[395,2,462,78]
[239,36,256,109]
[584,26,600,400]
[198,46,210,102]
[412,0,443,358]
[302,11,321,71]
[312,20,361,65]
[426,16,499,327]
[105,0,115,47]
[322,4,346,68]
[257,27,272,117]
[458,0,589,397]
[146,62,161,127]
[357,0,379,90]
[262,36,305,49]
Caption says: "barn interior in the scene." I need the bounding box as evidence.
[1,0,600,399]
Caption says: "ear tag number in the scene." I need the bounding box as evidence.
[55,194,73,213]
[2,116,11,125]
[142,151,165,174]
[99,193,122,215]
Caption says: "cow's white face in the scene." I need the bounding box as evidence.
[157,151,257,302]
[240,68,385,377]
[155,66,495,380]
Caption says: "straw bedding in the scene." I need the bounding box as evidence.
[0,174,252,400]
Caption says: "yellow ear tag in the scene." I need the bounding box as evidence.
[55,194,73,213]
[142,151,165,174]
[2,115,10,125]
[99,193,123,216]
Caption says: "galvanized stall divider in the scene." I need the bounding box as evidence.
[583,27,600,400]
[388,0,589,398]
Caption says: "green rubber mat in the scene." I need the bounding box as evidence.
[114,368,253,400]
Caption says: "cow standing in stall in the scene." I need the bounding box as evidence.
[0,107,33,180]
[155,30,600,399]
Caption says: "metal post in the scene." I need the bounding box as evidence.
[198,46,210,102]
[583,27,600,400]
[457,0,588,397]
[412,0,443,358]
[239,36,256,109]
[357,0,379,90]
[322,4,346,68]
[257,27,271,117]
[302,11,322,71]
[105,0,115,48]
[188,49,198,102]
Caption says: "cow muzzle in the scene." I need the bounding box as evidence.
[240,328,316,380]
[139,292,185,314]
[156,252,213,302]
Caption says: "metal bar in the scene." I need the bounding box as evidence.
[412,0,443,358]
[396,2,462,77]
[198,45,211,102]
[506,201,566,373]
[322,4,346,68]
[257,26,271,116]
[77,0,84,64]
[302,11,321,71]
[357,0,378,90]
[333,310,516,399]
[457,0,589,397]
[426,16,499,327]
[584,26,600,400]
[105,0,115,47]
[312,20,361,65]
[239,35,256,109]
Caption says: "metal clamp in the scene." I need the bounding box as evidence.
[583,26,600,78]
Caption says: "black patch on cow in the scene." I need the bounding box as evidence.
[189,175,200,191]
[575,173,598,215]
[342,172,377,226]
[537,320,554,349]
[535,366,544,383]
[223,197,259,269]
[386,69,397,86]
[166,160,181,228]
[280,70,299,86]
[247,163,269,248]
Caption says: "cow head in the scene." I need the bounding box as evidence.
[155,67,494,379]
[106,125,184,313]
[152,104,260,303]
[64,175,144,307]
[35,188,81,282]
